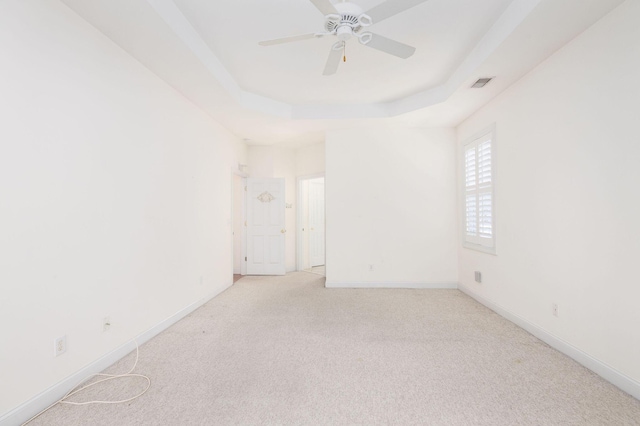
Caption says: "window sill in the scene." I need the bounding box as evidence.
[463,242,496,255]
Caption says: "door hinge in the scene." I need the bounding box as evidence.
[245,256,247,261]
[244,220,247,227]
[244,186,247,191]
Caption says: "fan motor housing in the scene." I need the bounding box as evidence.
[325,2,366,35]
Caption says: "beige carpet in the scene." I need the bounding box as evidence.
[303,265,326,276]
[30,272,640,425]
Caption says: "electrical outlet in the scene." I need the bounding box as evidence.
[552,303,559,317]
[474,271,482,283]
[103,316,111,332]
[369,264,374,272]
[199,275,204,286]
[54,335,67,357]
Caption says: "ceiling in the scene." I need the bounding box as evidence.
[60,0,624,146]
[171,0,512,105]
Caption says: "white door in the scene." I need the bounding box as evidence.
[246,178,286,275]
[309,179,325,267]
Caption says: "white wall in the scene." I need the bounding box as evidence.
[326,127,458,287]
[457,0,640,386]
[0,0,244,417]
[296,142,325,177]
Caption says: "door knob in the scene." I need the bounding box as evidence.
[281,229,286,233]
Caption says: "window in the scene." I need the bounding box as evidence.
[463,127,495,253]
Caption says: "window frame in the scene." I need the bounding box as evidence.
[461,125,496,255]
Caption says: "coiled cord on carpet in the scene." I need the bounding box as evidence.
[22,340,150,425]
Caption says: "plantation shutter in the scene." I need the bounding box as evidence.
[464,132,494,249]
[464,147,477,239]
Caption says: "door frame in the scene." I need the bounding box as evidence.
[231,167,248,278]
[296,173,325,272]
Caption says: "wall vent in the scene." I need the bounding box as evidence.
[471,78,493,88]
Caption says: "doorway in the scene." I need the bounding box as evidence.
[232,173,246,283]
[297,175,325,276]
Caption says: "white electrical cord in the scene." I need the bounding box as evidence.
[22,340,150,425]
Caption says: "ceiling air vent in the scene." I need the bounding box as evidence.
[471,77,493,88]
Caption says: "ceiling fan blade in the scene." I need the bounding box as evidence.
[259,33,317,46]
[362,33,416,59]
[365,0,429,24]
[310,0,338,15]
[323,44,343,76]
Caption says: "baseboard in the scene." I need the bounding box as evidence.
[458,282,640,401]
[325,281,458,289]
[0,283,231,426]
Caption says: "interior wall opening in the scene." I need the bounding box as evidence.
[297,175,325,276]
[232,173,245,283]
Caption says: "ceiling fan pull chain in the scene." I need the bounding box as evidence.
[343,43,346,62]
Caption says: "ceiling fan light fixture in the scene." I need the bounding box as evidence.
[336,25,353,41]
[358,14,372,26]
[358,32,373,45]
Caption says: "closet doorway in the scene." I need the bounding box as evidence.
[231,171,246,283]
[297,175,325,276]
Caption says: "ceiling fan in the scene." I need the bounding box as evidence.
[258,0,428,75]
